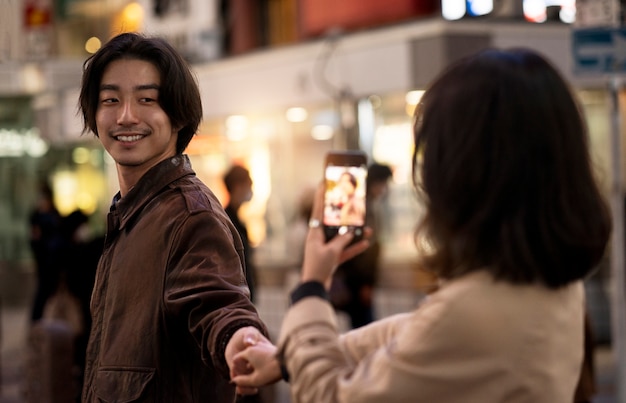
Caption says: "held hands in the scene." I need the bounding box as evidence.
[228,328,281,394]
[225,326,272,395]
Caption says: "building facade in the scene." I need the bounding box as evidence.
[0,0,620,298]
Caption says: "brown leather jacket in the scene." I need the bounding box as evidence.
[82,155,267,402]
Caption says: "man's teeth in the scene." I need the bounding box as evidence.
[117,135,143,142]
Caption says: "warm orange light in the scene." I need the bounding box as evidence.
[111,2,144,34]
[186,135,217,155]
[85,37,102,54]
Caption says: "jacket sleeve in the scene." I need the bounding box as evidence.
[163,208,268,379]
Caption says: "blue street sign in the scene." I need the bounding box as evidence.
[572,27,626,74]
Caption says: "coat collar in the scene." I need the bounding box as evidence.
[112,154,195,230]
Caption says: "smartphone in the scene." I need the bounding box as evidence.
[323,150,368,242]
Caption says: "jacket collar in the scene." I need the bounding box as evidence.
[113,154,195,230]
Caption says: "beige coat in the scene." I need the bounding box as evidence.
[278,271,584,403]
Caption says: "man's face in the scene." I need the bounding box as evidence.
[96,58,178,175]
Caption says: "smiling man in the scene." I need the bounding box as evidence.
[78,32,268,402]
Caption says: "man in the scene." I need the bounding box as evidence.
[223,165,258,303]
[78,32,267,402]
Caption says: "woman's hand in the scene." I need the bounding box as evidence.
[230,332,282,391]
[225,326,269,395]
[301,183,371,287]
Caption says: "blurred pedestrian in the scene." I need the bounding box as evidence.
[56,209,103,399]
[229,48,612,403]
[78,32,268,402]
[28,181,63,322]
[330,162,392,328]
[287,185,316,269]
[223,165,258,303]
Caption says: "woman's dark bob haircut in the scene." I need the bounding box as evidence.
[412,48,611,289]
[79,32,202,155]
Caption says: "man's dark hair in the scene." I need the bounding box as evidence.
[78,32,202,154]
[412,48,611,289]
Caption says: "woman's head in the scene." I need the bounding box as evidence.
[79,32,202,155]
[412,48,611,288]
[339,172,358,194]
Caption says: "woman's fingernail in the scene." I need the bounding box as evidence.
[244,334,258,346]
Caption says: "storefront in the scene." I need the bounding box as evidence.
[185,92,423,274]
[2,17,619,291]
[187,19,618,285]
[0,96,43,263]
[0,89,108,269]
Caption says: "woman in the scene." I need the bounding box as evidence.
[230,48,612,402]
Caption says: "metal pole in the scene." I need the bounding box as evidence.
[609,76,626,403]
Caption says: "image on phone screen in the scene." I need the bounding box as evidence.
[323,160,367,241]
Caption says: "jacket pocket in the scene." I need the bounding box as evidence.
[95,367,155,403]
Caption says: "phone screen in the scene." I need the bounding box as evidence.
[323,151,368,241]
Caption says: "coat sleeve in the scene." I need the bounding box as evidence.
[338,311,412,363]
[276,296,450,403]
[278,273,586,403]
[276,292,494,403]
[163,208,267,378]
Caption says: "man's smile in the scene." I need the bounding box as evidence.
[115,134,145,142]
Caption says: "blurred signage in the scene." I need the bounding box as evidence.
[0,128,48,158]
[575,0,620,27]
[572,27,626,74]
[443,0,576,23]
[23,0,52,28]
[299,0,439,39]
[442,0,493,20]
[22,0,53,60]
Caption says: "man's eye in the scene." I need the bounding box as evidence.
[140,97,157,103]
[100,98,117,104]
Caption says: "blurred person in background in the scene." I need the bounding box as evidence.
[283,185,317,294]
[330,162,393,328]
[287,185,316,269]
[28,181,63,323]
[78,32,268,402]
[223,164,258,303]
[228,48,612,403]
[56,209,104,398]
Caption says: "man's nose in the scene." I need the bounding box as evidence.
[117,101,140,124]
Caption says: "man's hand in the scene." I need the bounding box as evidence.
[225,326,266,395]
[230,334,282,390]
